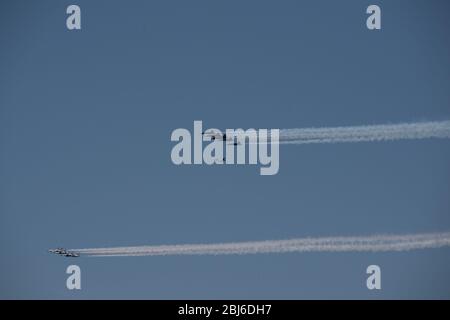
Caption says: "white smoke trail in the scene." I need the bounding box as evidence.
[71,232,450,257]
[247,120,450,144]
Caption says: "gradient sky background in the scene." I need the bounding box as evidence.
[1,0,450,299]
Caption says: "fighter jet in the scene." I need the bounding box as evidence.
[202,129,234,142]
[64,252,80,258]
[202,130,244,145]
[48,248,80,257]
[48,248,67,255]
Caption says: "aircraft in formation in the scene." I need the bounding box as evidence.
[202,129,242,145]
[48,248,80,257]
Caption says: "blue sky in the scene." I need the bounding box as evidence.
[1,0,450,299]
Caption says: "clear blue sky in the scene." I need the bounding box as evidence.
[1,0,450,299]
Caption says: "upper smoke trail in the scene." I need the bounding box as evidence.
[71,232,450,257]
[248,120,450,144]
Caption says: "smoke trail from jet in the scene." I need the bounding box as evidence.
[248,120,450,145]
[71,232,450,257]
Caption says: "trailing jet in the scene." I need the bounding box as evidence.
[48,248,80,257]
[64,252,80,258]
[202,129,234,142]
[48,248,67,255]
[202,129,243,145]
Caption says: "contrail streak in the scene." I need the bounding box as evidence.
[71,232,450,257]
[248,120,450,144]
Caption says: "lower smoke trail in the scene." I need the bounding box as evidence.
[72,232,450,257]
[249,120,450,144]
